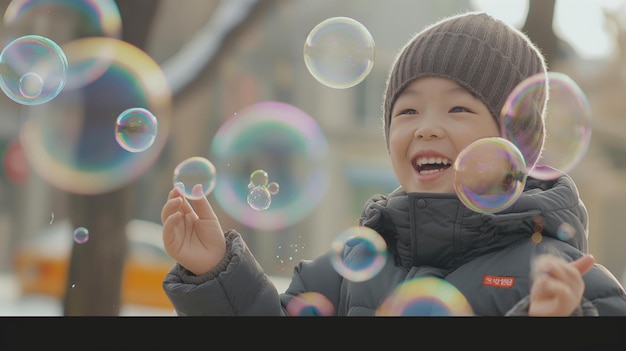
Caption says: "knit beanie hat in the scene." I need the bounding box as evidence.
[382,11,548,168]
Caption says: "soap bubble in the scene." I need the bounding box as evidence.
[330,226,387,282]
[115,107,158,153]
[173,157,217,200]
[0,34,67,105]
[453,137,527,213]
[73,226,89,244]
[304,16,375,89]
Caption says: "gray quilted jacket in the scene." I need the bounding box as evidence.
[163,174,626,316]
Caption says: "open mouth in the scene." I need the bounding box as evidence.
[414,156,452,175]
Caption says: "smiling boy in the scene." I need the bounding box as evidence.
[160,11,626,316]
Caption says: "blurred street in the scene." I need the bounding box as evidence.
[0,272,290,316]
[0,272,175,316]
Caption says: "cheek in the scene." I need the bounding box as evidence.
[388,127,410,156]
[388,129,408,163]
[388,122,412,143]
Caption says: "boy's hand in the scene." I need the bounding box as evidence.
[528,254,595,316]
[160,183,226,276]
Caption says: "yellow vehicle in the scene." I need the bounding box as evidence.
[12,219,175,310]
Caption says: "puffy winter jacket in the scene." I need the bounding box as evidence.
[163,174,626,316]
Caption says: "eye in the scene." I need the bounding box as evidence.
[398,108,417,116]
[450,106,471,113]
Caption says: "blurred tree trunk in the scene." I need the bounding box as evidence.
[522,0,559,65]
[63,0,161,316]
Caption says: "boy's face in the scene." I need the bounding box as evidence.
[388,77,500,194]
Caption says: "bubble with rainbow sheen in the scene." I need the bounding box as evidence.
[0,34,67,105]
[557,222,577,241]
[115,107,158,153]
[501,71,592,180]
[376,277,474,316]
[73,226,89,244]
[172,157,217,200]
[247,186,272,211]
[453,137,527,214]
[246,169,279,211]
[304,16,375,89]
[329,226,387,282]
[3,0,122,39]
[249,169,268,188]
[3,0,122,91]
[267,181,279,195]
[18,37,172,195]
[286,291,335,316]
[211,100,329,231]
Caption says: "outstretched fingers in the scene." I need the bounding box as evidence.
[190,184,219,221]
[570,254,595,275]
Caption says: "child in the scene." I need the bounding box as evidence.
[160,11,626,316]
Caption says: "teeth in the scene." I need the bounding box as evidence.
[415,157,451,167]
[420,169,444,175]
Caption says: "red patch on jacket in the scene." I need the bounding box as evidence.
[483,275,515,288]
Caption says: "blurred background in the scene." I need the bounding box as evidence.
[0,0,624,316]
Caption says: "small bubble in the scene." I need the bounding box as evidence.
[249,169,269,187]
[172,157,217,200]
[247,185,272,211]
[73,226,89,244]
[115,107,158,153]
[267,181,280,195]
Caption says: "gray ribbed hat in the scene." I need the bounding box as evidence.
[383,12,548,167]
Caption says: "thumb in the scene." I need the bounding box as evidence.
[570,254,595,275]
[190,183,219,221]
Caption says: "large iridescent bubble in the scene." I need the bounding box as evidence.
[376,277,474,316]
[501,71,592,180]
[18,38,171,194]
[3,0,122,39]
[329,226,387,282]
[304,16,375,89]
[286,292,334,316]
[210,101,329,231]
[0,34,67,105]
[3,0,122,90]
[453,137,527,213]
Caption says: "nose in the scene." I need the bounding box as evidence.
[413,119,445,140]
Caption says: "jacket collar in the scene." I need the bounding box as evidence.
[359,175,588,270]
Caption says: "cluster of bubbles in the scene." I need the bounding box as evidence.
[210,100,329,231]
[2,0,172,197]
[452,71,592,215]
[170,160,282,213]
[247,169,280,211]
